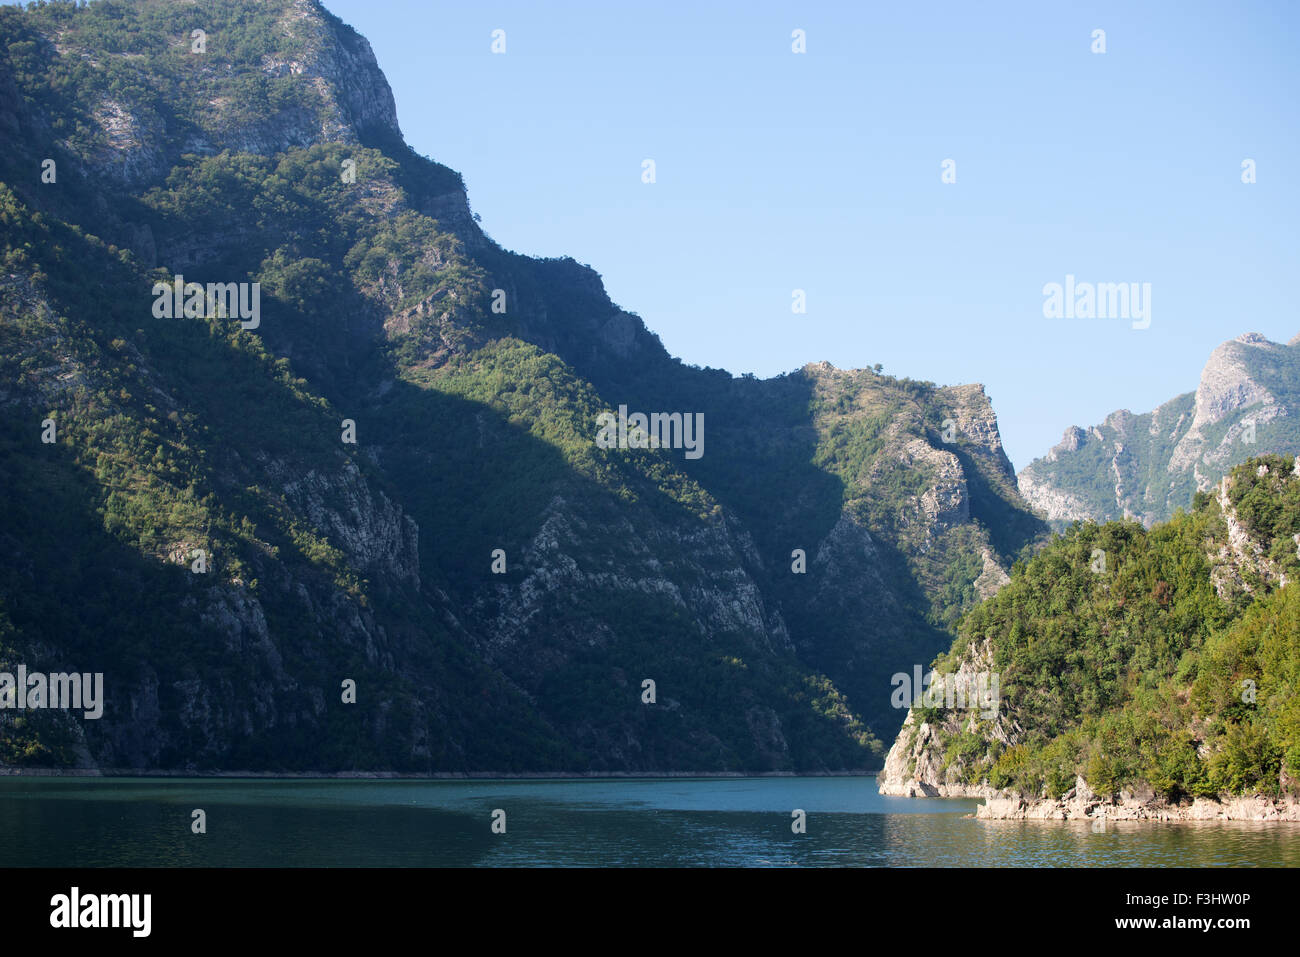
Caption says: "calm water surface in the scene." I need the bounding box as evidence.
[2,775,1298,867]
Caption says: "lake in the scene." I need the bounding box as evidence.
[3,775,1299,867]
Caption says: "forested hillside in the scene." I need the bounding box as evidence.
[0,0,1046,772]
[882,455,1300,806]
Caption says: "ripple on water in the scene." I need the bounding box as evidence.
[2,777,1298,867]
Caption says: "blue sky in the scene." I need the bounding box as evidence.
[323,0,1298,470]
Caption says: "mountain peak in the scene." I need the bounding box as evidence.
[1234,331,1272,345]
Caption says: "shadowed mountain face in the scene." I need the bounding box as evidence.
[1019,332,1300,530]
[0,0,1044,773]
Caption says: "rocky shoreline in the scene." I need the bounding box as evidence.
[878,777,995,799]
[878,722,1300,821]
[976,775,1300,822]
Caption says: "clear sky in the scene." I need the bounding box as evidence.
[322,0,1298,471]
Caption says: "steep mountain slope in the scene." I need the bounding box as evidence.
[0,0,1044,772]
[1020,332,1300,529]
[880,455,1300,816]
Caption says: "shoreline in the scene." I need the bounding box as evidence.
[880,768,1300,822]
[974,774,1300,822]
[0,768,882,780]
[977,793,1300,822]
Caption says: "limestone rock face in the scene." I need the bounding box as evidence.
[1168,334,1283,478]
[878,709,1003,798]
[1209,464,1293,596]
[1017,463,1111,524]
[973,548,1011,599]
[877,637,1017,799]
[51,0,403,185]
[275,458,421,586]
[905,440,969,529]
[1054,426,1087,457]
[940,382,1018,482]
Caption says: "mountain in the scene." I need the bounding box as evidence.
[879,455,1300,817]
[1019,332,1300,529]
[0,0,1045,774]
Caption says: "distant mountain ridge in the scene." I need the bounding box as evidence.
[1019,331,1300,528]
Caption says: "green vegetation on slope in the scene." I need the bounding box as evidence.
[916,457,1300,801]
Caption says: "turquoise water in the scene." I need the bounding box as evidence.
[2,775,1298,866]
